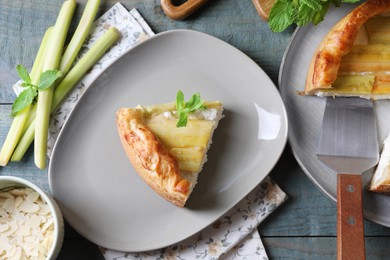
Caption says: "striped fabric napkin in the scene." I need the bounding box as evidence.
[13,3,288,259]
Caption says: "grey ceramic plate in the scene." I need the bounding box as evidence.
[279,5,390,227]
[48,30,288,252]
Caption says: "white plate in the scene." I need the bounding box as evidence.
[279,5,390,227]
[49,29,288,252]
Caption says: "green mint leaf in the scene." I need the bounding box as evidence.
[38,70,62,90]
[16,64,31,84]
[296,4,312,27]
[295,1,327,26]
[176,90,185,111]
[186,93,205,112]
[269,0,295,32]
[11,87,37,116]
[176,111,188,128]
[312,3,330,25]
[175,91,206,127]
[186,93,200,108]
[176,91,187,127]
[269,0,361,32]
[301,0,322,12]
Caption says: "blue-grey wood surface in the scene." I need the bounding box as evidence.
[1,0,390,259]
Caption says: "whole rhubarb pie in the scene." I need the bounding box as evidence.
[302,0,390,98]
[116,94,223,207]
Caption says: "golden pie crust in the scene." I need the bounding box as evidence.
[303,0,390,96]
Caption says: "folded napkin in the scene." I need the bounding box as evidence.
[13,3,288,259]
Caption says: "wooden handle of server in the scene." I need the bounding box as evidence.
[337,174,366,260]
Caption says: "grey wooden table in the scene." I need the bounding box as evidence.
[1,0,390,259]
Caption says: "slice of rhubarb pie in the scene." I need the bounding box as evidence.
[116,92,223,207]
[369,136,390,193]
[302,0,390,98]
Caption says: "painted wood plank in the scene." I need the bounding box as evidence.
[262,237,390,259]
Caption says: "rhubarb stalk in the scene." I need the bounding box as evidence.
[60,0,100,73]
[34,0,76,169]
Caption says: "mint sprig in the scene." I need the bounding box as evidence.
[12,65,62,116]
[268,0,360,33]
[176,90,205,127]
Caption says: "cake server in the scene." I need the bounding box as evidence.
[317,97,379,260]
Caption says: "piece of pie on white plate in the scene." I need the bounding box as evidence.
[116,93,223,207]
[301,0,390,98]
[369,136,390,193]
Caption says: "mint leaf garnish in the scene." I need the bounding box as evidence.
[38,70,62,90]
[12,87,37,116]
[268,0,360,32]
[301,0,322,12]
[268,0,294,33]
[16,64,31,84]
[177,111,188,128]
[11,65,62,116]
[175,90,205,128]
[176,90,185,112]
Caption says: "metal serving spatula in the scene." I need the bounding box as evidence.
[317,97,379,260]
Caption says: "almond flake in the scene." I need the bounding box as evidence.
[0,235,11,251]
[41,218,54,233]
[24,234,39,244]
[19,201,39,213]
[3,220,18,237]
[38,204,51,215]
[10,189,27,196]
[9,246,22,260]
[3,198,15,213]
[12,211,27,222]
[16,224,30,236]
[5,245,16,258]
[0,223,9,232]
[14,196,23,208]
[27,215,42,229]
[25,192,39,204]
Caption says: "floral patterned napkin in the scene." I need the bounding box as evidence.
[13,3,288,259]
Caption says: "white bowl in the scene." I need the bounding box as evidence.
[0,176,64,259]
